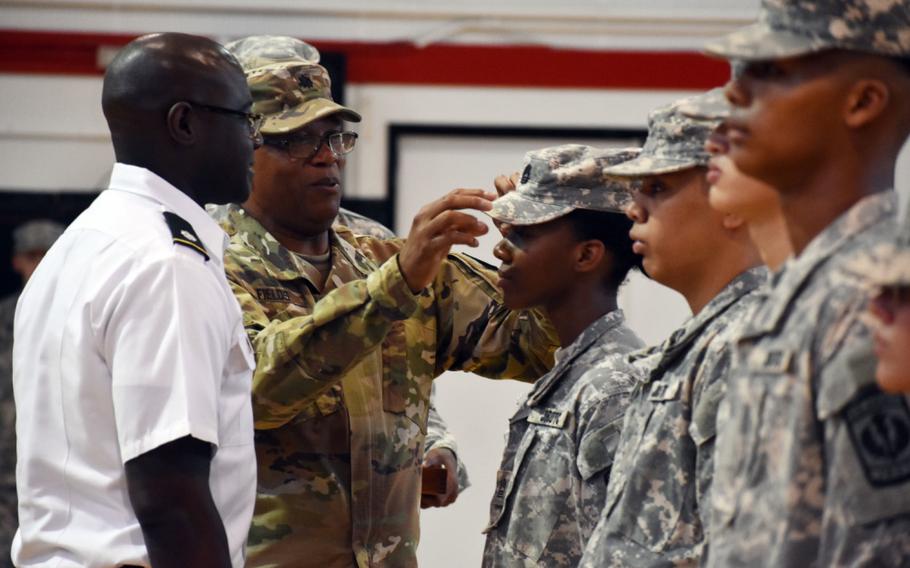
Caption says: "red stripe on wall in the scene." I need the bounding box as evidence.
[0,30,729,89]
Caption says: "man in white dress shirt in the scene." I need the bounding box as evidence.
[11,32,259,568]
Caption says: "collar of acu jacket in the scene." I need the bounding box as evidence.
[740,190,896,341]
[645,265,768,381]
[526,309,634,407]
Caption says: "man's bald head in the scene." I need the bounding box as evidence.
[102,32,243,117]
[101,33,256,206]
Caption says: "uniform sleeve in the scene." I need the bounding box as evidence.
[689,329,732,520]
[228,254,420,429]
[433,253,558,381]
[104,256,230,463]
[424,383,471,491]
[816,304,910,566]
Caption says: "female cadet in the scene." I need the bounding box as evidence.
[481,144,645,567]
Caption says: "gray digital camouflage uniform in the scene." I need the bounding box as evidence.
[580,267,766,567]
[580,91,767,566]
[703,2,910,566]
[333,206,470,492]
[481,144,643,567]
[209,203,558,568]
[482,311,643,567]
[704,194,910,567]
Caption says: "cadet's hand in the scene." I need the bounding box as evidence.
[420,448,460,509]
[493,172,521,197]
[399,188,495,293]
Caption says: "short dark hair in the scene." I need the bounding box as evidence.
[565,208,643,291]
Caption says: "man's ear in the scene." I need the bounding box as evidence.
[844,79,890,129]
[575,240,606,273]
[167,101,196,146]
[722,212,745,230]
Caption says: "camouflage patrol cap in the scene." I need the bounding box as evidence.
[678,85,732,121]
[13,219,64,254]
[488,144,640,226]
[706,0,910,61]
[872,219,910,286]
[226,35,361,136]
[603,91,723,178]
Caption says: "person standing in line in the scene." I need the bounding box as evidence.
[867,207,910,393]
[213,35,558,567]
[702,1,910,565]
[12,33,259,568]
[580,90,766,567]
[480,144,646,567]
[0,220,64,568]
[678,88,792,273]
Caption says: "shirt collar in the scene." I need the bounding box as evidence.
[526,309,628,406]
[644,265,767,381]
[748,190,896,336]
[107,163,229,265]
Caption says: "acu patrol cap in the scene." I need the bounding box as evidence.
[871,212,910,286]
[226,35,361,136]
[488,144,640,226]
[705,0,910,61]
[13,219,64,254]
[677,86,732,122]
[603,90,723,178]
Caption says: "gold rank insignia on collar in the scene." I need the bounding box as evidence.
[163,211,209,261]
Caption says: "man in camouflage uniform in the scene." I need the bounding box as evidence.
[579,91,766,567]
[0,219,63,568]
[214,35,557,567]
[331,208,471,503]
[480,144,646,567]
[703,1,910,565]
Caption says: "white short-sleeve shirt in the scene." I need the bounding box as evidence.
[11,164,256,568]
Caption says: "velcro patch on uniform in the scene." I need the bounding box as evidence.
[845,386,910,487]
[648,379,681,401]
[750,348,792,374]
[162,211,209,261]
[527,407,568,428]
[520,164,532,184]
[256,287,292,303]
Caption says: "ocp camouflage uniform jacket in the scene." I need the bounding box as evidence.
[481,310,644,567]
[706,191,910,567]
[333,207,470,491]
[211,204,558,568]
[580,266,767,567]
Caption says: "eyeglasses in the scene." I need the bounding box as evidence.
[186,101,264,144]
[263,131,358,162]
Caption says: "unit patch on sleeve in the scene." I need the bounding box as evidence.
[845,386,910,487]
[163,212,209,261]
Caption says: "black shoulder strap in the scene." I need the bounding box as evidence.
[163,211,209,261]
